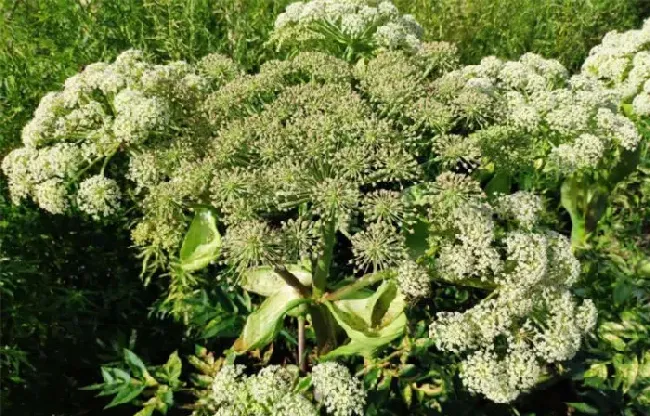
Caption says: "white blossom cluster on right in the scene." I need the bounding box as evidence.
[424,173,597,403]
[581,17,650,117]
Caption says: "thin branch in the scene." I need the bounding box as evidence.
[298,315,307,373]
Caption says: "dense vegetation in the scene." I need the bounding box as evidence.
[1,1,649,415]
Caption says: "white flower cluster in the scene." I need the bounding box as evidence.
[209,364,316,416]
[426,174,596,403]
[207,363,365,416]
[426,52,640,175]
[582,18,650,114]
[2,49,240,218]
[272,0,423,54]
[312,362,366,416]
[77,175,121,219]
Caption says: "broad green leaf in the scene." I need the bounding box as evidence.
[201,315,243,339]
[105,383,146,409]
[179,208,221,272]
[309,304,338,354]
[401,382,413,407]
[156,351,182,385]
[403,218,430,261]
[561,178,586,249]
[613,279,633,306]
[601,332,626,352]
[322,281,406,359]
[234,286,309,352]
[609,146,641,185]
[240,265,312,297]
[613,355,638,393]
[485,171,511,197]
[584,363,608,388]
[124,349,148,378]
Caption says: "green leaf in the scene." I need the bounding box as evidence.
[609,146,641,185]
[234,286,309,352]
[601,332,627,352]
[309,304,338,354]
[134,405,156,416]
[240,265,312,297]
[561,178,586,249]
[403,218,430,261]
[104,383,146,409]
[322,281,406,359]
[613,355,638,393]
[123,349,148,378]
[201,315,243,339]
[296,375,313,392]
[485,171,511,197]
[613,279,633,306]
[179,208,221,272]
[157,351,182,384]
[584,363,608,388]
[567,402,599,415]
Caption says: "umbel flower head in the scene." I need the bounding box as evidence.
[2,49,241,217]
[269,0,425,60]
[424,174,596,403]
[356,48,640,179]
[204,362,365,416]
[581,17,650,116]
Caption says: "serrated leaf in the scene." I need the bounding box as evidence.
[157,351,182,384]
[179,208,221,272]
[104,383,146,409]
[124,349,148,378]
[234,286,309,352]
[240,265,312,297]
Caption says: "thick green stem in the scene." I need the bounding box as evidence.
[571,216,587,251]
[312,218,336,298]
[325,270,393,301]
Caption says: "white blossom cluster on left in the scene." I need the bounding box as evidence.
[2,50,240,217]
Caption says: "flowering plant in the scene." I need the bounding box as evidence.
[268,0,425,62]
[4,2,648,415]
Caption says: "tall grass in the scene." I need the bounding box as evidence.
[395,0,644,70]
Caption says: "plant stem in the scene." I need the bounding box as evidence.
[325,270,392,301]
[312,218,336,298]
[298,315,306,373]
